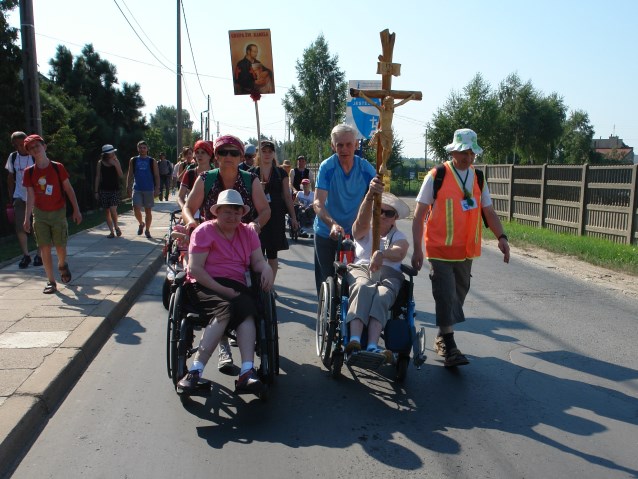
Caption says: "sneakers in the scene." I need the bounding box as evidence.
[33,255,43,266]
[434,335,447,357]
[218,341,234,371]
[177,370,201,392]
[444,348,470,368]
[235,368,264,394]
[18,255,31,269]
[345,339,361,354]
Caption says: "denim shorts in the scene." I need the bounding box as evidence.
[132,189,155,208]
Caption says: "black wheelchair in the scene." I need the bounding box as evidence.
[166,269,279,402]
[289,203,315,242]
[162,209,186,310]
[315,236,426,382]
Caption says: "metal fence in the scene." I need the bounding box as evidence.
[475,164,638,245]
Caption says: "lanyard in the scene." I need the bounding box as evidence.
[450,164,475,207]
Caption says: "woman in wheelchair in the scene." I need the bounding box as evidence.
[177,189,274,394]
[344,191,411,364]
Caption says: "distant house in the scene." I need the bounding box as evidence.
[592,135,634,163]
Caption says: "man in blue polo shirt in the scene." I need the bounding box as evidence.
[313,123,381,295]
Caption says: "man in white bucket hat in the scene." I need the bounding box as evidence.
[411,128,510,368]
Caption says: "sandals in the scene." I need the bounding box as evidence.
[43,281,57,294]
[115,227,122,237]
[137,223,145,235]
[107,231,115,239]
[58,263,72,284]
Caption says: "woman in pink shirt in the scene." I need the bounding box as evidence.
[177,189,273,395]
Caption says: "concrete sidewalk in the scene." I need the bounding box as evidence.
[0,199,178,474]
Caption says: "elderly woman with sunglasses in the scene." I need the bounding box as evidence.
[343,190,411,363]
[182,135,270,232]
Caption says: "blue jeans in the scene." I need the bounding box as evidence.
[313,233,338,296]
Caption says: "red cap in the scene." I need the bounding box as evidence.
[23,134,45,151]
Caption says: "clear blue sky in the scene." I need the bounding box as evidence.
[8,0,638,159]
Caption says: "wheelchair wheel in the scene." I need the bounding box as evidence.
[396,355,410,383]
[162,277,171,310]
[175,288,194,389]
[166,289,180,383]
[259,290,277,385]
[316,277,337,370]
[271,292,280,376]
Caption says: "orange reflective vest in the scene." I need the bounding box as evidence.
[424,162,483,261]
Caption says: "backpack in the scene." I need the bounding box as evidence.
[9,152,18,179]
[432,163,484,199]
[202,168,253,197]
[431,163,487,226]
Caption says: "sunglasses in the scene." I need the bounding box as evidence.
[217,149,241,157]
[380,208,397,218]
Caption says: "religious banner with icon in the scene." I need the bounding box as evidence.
[346,80,381,140]
[229,29,275,95]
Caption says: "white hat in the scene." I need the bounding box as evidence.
[381,192,410,220]
[444,128,483,155]
[210,189,250,217]
[101,144,117,154]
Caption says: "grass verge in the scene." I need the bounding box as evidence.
[0,201,133,264]
[494,220,638,276]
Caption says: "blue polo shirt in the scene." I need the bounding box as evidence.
[314,154,377,238]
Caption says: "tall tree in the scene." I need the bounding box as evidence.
[0,0,23,138]
[149,105,194,161]
[283,35,347,143]
[558,110,595,164]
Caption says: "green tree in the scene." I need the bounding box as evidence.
[149,105,194,160]
[283,34,347,151]
[428,73,501,162]
[0,0,23,139]
[558,110,595,164]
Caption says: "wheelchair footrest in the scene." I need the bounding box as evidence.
[346,351,386,370]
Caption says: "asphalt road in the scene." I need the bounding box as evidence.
[10,219,638,478]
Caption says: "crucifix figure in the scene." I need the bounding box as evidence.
[349,29,422,252]
[359,92,416,174]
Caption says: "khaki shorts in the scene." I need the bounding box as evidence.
[13,198,28,234]
[33,207,68,247]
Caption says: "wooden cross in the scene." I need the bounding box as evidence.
[349,29,422,252]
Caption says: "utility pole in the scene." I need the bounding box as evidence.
[424,127,428,170]
[176,0,183,154]
[20,0,42,134]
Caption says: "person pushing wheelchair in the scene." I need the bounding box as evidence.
[177,189,274,394]
[344,187,411,364]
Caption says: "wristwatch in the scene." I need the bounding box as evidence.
[498,234,508,241]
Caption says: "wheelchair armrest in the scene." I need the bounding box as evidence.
[401,264,418,278]
[333,261,348,276]
[174,271,187,285]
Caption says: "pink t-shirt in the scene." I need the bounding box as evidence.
[187,220,261,285]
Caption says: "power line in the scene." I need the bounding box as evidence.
[112,0,175,73]
[119,0,172,65]
[180,0,216,125]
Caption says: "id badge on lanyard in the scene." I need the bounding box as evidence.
[461,199,478,211]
